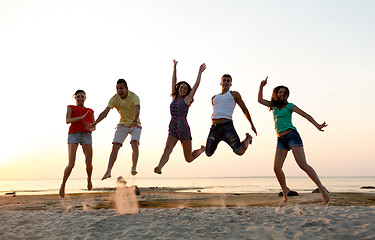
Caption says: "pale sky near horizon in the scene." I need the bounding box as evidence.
[0,0,374,180]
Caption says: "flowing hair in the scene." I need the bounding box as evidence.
[171,81,194,103]
[269,85,289,111]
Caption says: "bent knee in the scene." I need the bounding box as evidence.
[184,155,194,163]
[273,166,282,173]
[299,164,311,172]
[131,142,139,150]
[67,163,75,169]
[131,140,139,145]
[205,150,214,157]
[112,143,122,150]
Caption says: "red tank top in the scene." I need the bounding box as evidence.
[68,105,94,134]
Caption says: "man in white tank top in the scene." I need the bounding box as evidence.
[205,74,257,156]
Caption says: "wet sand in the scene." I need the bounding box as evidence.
[1,188,374,210]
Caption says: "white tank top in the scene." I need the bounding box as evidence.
[211,91,236,120]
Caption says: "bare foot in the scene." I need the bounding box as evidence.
[237,134,253,155]
[154,167,162,174]
[200,145,206,152]
[131,168,138,176]
[187,145,206,163]
[283,194,288,204]
[194,145,206,159]
[245,133,253,145]
[59,185,65,198]
[321,187,330,204]
[101,171,111,180]
[87,179,92,191]
[282,188,291,204]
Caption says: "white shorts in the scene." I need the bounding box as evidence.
[113,124,142,146]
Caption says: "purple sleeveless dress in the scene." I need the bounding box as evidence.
[168,98,192,140]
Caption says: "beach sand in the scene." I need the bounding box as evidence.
[0,188,374,239]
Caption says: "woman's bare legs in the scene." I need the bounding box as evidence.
[82,144,93,191]
[291,146,330,204]
[154,135,179,174]
[181,140,205,163]
[59,143,79,198]
[273,148,290,203]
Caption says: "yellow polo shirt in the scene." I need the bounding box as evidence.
[108,91,141,126]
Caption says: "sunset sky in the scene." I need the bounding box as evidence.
[1,0,374,180]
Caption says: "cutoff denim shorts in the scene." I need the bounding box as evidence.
[68,132,92,145]
[277,130,303,151]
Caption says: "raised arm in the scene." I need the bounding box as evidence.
[89,107,111,128]
[232,91,257,135]
[66,106,89,124]
[185,63,206,105]
[258,76,272,107]
[292,105,328,131]
[172,59,178,94]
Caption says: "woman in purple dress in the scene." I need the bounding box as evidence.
[154,60,206,174]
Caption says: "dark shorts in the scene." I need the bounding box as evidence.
[277,130,303,151]
[205,120,242,156]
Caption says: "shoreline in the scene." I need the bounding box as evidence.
[1,187,375,211]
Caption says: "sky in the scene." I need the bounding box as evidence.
[0,0,374,180]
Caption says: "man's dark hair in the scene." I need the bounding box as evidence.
[117,79,127,88]
[221,74,232,80]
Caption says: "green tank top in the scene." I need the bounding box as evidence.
[272,103,297,133]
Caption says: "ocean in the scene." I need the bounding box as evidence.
[0,177,374,196]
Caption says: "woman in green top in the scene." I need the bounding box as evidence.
[258,77,329,204]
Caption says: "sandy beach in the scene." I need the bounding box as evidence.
[1,188,374,239]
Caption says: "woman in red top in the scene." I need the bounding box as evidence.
[59,90,95,198]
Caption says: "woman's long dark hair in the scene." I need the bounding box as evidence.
[171,81,194,103]
[269,85,289,111]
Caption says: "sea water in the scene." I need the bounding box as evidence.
[0,177,374,195]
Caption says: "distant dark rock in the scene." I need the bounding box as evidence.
[134,185,141,195]
[312,188,330,193]
[360,186,375,189]
[5,191,16,196]
[278,190,299,197]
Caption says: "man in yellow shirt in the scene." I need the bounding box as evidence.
[90,79,141,179]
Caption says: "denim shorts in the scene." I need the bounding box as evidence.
[205,120,242,156]
[277,130,303,151]
[68,132,92,145]
[113,124,142,146]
